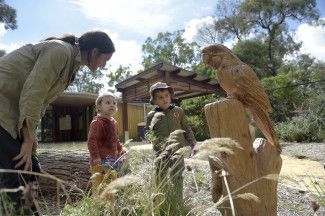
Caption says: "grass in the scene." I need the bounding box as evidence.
[1,140,324,215]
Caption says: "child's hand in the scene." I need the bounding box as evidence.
[93,158,101,165]
[189,144,196,158]
[120,148,127,157]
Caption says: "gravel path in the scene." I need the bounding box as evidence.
[281,142,325,163]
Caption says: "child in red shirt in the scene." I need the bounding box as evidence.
[87,93,125,195]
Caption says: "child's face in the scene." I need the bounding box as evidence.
[98,96,117,116]
[153,89,171,110]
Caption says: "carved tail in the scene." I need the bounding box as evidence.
[249,106,282,153]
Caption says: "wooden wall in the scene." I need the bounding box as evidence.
[114,103,145,140]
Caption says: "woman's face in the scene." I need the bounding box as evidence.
[87,48,113,71]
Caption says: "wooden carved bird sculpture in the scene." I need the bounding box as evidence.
[202,44,282,153]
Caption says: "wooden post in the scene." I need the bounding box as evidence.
[204,98,282,216]
[122,96,129,142]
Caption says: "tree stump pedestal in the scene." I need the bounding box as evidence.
[204,99,282,216]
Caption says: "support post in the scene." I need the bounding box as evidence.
[122,96,129,142]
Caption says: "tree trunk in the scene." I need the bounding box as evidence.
[37,150,90,195]
[204,98,282,216]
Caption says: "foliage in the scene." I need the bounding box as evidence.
[0,49,6,57]
[192,62,216,78]
[261,73,303,122]
[0,0,17,30]
[275,113,324,142]
[211,0,320,76]
[232,39,270,78]
[194,17,219,47]
[214,0,254,42]
[181,95,218,140]
[66,66,104,94]
[142,30,199,69]
[106,65,133,92]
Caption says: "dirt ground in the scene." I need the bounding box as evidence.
[280,155,325,191]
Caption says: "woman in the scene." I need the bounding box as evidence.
[0,30,115,214]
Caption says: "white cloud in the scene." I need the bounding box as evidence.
[295,21,325,61]
[183,16,215,43]
[183,16,237,49]
[71,0,216,37]
[0,42,22,53]
[98,29,143,93]
[100,29,142,73]
[72,0,173,36]
[0,23,6,37]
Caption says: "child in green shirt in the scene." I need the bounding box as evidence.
[145,82,196,214]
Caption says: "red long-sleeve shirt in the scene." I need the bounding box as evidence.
[87,115,122,164]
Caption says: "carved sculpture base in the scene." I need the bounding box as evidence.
[204,99,282,216]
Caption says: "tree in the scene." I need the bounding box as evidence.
[232,39,269,78]
[142,30,199,69]
[106,65,133,92]
[210,0,320,76]
[66,67,104,94]
[214,0,254,42]
[0,0,17,30]
[261,73,303,122]
[0,49,6,57]
[194,17,220,47]
[181,94,217,140]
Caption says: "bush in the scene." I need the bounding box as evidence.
[275,114,324,142]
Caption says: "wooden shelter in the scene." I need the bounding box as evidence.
[115,62,225,140]
[39,92,96,142]
[39,92,145,142]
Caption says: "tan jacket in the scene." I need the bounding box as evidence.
[0,40,80,140]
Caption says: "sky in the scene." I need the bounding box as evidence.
[0,0,325,76]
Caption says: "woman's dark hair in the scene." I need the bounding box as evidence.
[78,30,115,54]
[44,30,115,54]
[44,34,77,46]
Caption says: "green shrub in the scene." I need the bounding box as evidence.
[275,114,324,142]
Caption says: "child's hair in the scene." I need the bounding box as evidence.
[152,88,170,98]
[95,93,116,113]
[149,82,174,105]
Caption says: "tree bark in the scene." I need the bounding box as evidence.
[204,98,282,216]
[37,150,90,195]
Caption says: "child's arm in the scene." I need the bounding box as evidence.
[180,109,196,146]
[87,121,102,165]
[179,108,197,157]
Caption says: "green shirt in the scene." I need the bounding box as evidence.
[145,105,196,151]
[0,40,80,140]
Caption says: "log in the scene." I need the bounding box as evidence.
[37,150,90,195]
[204,98,282,216]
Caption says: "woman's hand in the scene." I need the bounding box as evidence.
[13,119,34,171]
[13,139,34,171]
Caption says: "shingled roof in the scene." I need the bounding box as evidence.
[115,62,225,103]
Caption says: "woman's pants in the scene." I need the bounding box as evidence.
[0,125,40,215]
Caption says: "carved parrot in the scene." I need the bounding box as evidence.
[202,44,281,153]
